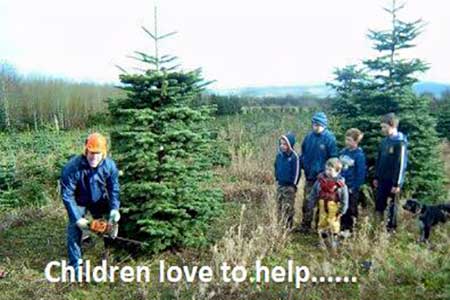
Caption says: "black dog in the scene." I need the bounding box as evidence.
[402,199,450,242]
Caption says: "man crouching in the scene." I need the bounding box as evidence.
[60,132,120,277]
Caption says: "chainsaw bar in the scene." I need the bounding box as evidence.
[89,219,145,247]
[112,236,146,246]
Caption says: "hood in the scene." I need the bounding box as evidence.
[280,132,296,152]
[389,131,408,143]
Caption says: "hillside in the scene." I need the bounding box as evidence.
[213,82,450,99]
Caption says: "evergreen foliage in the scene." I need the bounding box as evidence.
[109,9,223,252]
[330,0,446,202]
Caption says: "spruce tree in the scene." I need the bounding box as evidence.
[328,65,374,148]
[434,90,450,140]
[330,0,446,202]
[109,8,223,252]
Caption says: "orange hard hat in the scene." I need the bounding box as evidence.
[85,132,107,156]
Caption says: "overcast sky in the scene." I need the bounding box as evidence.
[1,0,449,89]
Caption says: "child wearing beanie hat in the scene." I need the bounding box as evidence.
[299,112,338,233]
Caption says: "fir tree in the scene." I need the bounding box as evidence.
[434,90,450,140]
[330,0,446,202]
[109,8,223,252]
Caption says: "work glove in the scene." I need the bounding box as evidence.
[110,223,119,239]
[76,218,89,230]
[109,209,120,223]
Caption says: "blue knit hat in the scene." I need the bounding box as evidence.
[311,112,328,128]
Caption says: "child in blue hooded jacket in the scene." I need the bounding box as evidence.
[299,112,338,232]
[373,113,408,232]
[274,132,300,229]
[339,128,366,233]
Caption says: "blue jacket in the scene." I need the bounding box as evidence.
[274,133,300,187]
[60,155,120,222]
[300,129,338,181]
[339,147,366,191]
[375,132,408,187]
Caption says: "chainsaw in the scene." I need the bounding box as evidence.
[88,219,145,246]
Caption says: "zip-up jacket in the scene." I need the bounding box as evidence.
[339,147,366,191]
[61,155,120,222]
[375,132,408,187]
[300,129,338,181]
[275,133,300,187]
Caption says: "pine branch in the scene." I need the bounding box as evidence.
[115,65,128,74]
[159,31,178,40]
[141,26,157,41]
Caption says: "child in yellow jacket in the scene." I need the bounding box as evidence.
[306,158,349,248]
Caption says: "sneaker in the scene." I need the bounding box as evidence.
[361,260,372,271]
[331,239,339,249]
[340,230,351,239]
[386,227,396,234]
[297,226,312,234]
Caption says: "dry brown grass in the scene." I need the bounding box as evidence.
[199,115,450,299]
[1,114,449,299]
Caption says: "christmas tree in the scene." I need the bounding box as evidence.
[434,90,450,140]
[109,8,223,252]
[330,0,446,202]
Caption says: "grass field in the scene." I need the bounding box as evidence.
[0,111,449,299]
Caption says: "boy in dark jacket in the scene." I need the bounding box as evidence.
[274,132,300,229]
[299,112,338,232]
[373,113,408,232]
[339,128,366,233]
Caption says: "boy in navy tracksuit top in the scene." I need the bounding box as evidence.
[339,128,366,232]
[299,112,338,232]
[373,113,408,231]
[274,132,300,229]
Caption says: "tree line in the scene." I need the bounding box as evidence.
[0,62,123,131]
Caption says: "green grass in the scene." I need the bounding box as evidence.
[0,112,449,299]
[1,202,448,299]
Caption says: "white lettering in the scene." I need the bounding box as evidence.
[44,261,61,283]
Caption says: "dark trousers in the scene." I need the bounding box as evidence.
[301,180,316,229]
[277,185,297,229]
[67,200,112,274]
[375,179,398,230]
[341,190,359,231]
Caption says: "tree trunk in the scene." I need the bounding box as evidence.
[0,80,11,129]
[53,113,60,132]
[33,111,38,131]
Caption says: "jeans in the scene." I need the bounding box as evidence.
[67,205,86,275]
[67,201,110,275]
